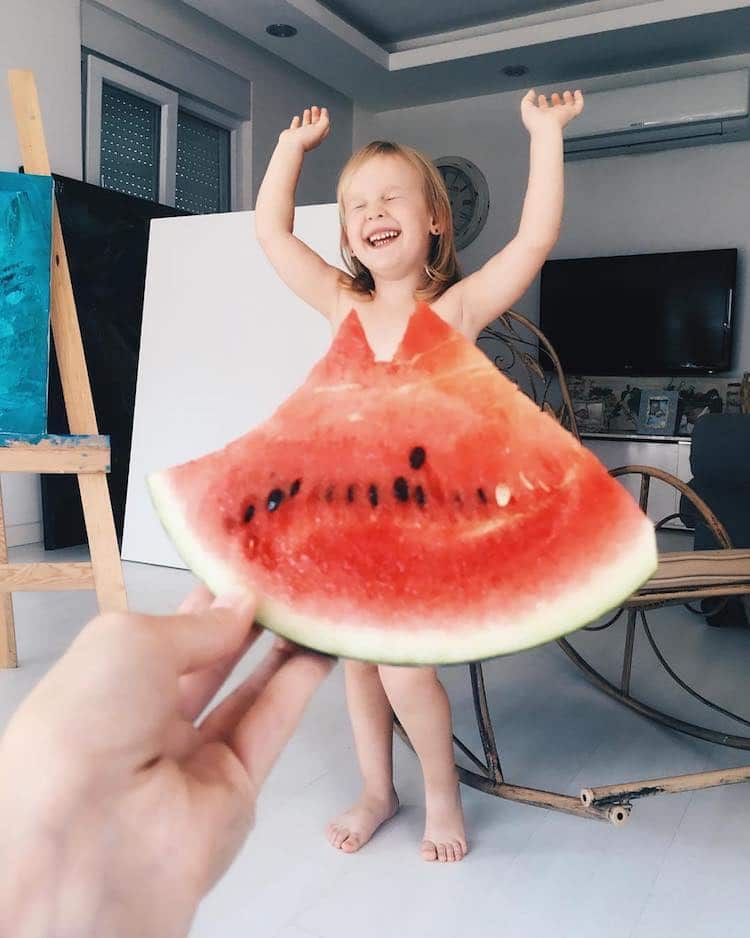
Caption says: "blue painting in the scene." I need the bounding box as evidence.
[0,171,53,435]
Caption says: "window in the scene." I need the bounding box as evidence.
[176,110,231,214]
[85,55,239,212]
[100,82,161,201]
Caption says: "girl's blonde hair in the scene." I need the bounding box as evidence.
[336,140,462,303]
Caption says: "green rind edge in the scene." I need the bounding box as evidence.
[148,470,658,666]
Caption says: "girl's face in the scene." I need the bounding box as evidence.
[342,154,438,283]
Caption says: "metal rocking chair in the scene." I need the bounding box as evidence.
[395,309,750,825]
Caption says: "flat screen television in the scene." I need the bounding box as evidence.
[539,248,737,375]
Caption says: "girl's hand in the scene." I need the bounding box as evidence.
[279,105,331,151]
[521,89,584,134]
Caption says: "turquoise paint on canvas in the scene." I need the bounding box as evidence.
[0,172,53,435]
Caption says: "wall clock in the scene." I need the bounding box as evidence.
[433,155,490,250]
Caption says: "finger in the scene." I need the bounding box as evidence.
[538,93,548,108]
[145,593,257,675]
[179,622,262,721]
[303,108,311,124]
[563,90,573,104]
[550,92,561,106]
[290,115,300,129]
[229,651,335,791]
[198,636,301,740]
[177,583,214,614]
[523,88,536,101]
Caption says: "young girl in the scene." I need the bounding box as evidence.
[255,89,584,863]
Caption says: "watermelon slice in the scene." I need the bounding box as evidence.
[148,302,656,665]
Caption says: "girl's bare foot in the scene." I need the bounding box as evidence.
[421,781,468,863]
[326,790,399,853]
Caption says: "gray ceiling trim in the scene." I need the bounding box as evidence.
[288,0,750,69]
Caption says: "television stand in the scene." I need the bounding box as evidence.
[580,432,692,531]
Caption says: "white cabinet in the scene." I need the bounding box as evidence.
[582,434,693,530]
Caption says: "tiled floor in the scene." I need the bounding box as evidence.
[2,533,749,938]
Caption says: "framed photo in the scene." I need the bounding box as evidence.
[637,389,679,436]
[572,399,605,433]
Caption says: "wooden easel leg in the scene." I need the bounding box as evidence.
[0,477,18,668]
[78,474,127,613]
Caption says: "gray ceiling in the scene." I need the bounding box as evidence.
[182,1,750,110]
[316,0,590,46]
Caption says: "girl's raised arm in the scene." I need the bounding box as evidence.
[255,107,342,320]
[453,90,583,339]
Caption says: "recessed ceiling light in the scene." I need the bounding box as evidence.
[266,24,297,38]
[502,65,528,78]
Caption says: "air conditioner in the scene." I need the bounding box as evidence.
[563,70,750,160]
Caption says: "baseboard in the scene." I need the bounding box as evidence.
[5,521,43,548]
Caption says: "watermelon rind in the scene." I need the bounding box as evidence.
[148,470,657,666]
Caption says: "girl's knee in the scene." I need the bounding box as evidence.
[378,664,437,695]
[345,658,379,676]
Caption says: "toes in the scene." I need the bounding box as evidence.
[333,828,349,849]
[444,843,456,863]
[341,833,360,853]
[421,839,438,861]
[452,840,466,860]
[436,842,448,863]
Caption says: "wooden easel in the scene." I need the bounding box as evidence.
[0,70,127,668]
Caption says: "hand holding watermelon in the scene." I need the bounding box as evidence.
[521,88,584,133]
[0,586,335,935]
[279,105,331,152]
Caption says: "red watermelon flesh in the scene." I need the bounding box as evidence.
[148,302,656,665]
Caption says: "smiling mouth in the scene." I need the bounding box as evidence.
[367,230,401,248]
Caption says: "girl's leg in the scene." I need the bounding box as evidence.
[327,659,400,852]
[378,665,467,863]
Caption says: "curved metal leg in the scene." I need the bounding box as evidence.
[557,632,750,749]
[470,662,503,782]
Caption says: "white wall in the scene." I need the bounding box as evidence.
[0,0,83,547]
[356,67,750,381]
[1,0,354,547]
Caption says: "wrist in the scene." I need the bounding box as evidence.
[276,131,306,156]
[528,122,564,140]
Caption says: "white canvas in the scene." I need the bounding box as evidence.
[122,206,340,568]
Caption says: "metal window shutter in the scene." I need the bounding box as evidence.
[100,82,160,201]
[176,110,230,214]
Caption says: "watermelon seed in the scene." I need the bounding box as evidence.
[243,504,255,523]
[495,484,511,507]
[477,487,488,504]
[414,485,426,508]
[267,488,285,512]
[409,446,426,470]
[290,478,301,497]
[394,477,409,502]
[347,484,356,503]
[519,472,534,491]
[453,492,463,505]
[324,485,335,502]
[368,484,379,507]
